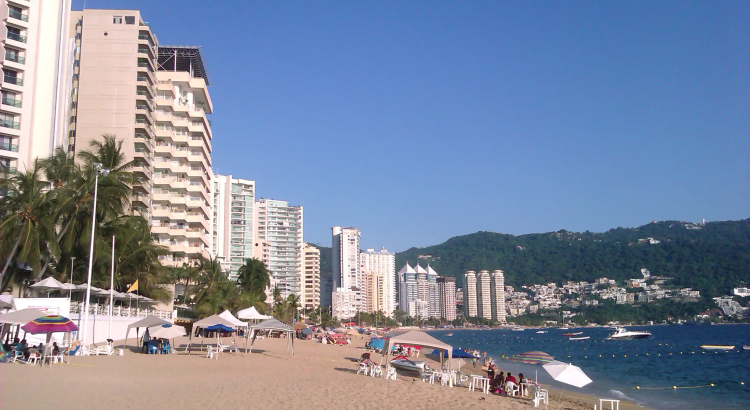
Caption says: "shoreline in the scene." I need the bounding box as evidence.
[4,334,653,410]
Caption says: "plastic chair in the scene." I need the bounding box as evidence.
[385,366,397,380]
[26,353,39,365]
[506,381,520,396]
[147,344,158,355]
[357,362,369,375]
[206,345,217,360]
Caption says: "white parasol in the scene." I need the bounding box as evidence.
[542,360,593,388]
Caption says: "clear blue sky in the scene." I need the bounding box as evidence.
[74,1,749,251]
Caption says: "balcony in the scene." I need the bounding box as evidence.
[3,75,22,86]
[0,141,18,152]
[2,96,21,108]
[0,119,20,130]
[6,31,26,43]
[5,51,24,64]
[8,9,28,22]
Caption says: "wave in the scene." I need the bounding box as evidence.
[608,389,639,404]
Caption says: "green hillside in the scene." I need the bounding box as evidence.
[395,219,750,298]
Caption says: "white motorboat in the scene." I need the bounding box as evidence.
[511,327,524,332]
[390,356,426,372]
[569,336,590,341]
[606,327,651,340]
[743,345,749,351]
[536,330,547,334]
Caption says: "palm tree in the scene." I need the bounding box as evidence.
[0,161,57,288]
[286,294,301,324]
[38,136,135,279]
[190,255,227,305]
[236,257,269,299]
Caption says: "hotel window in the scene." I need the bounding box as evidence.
[125,16,135,25]
[113,16,123,24]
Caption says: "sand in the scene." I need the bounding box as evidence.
[2,335,652,410]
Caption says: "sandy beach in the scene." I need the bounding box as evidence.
[3,335,652,410]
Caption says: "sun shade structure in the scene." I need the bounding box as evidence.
[248,319,295,357]
[510,351,554,364]
[0,295,12,310]
[30,277,66,296]
[237,306,272,321]
[185,314,239,353]
[543,360,593,388]
[124,315,171,347]
[218,310,247,328]
[0,308,47,325]
[157,46,210,85]
[381,331,452,374]
[148,324,186,339]
[21,315,78,367]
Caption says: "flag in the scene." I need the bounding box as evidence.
[127,280,138,293]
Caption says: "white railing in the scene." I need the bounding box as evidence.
[69,301,172,320]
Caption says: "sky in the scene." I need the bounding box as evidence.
[73,1,749,251]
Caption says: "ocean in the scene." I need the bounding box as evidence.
[426,324,750,410]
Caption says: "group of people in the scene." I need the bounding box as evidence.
[488,366,526,395]
[3,338,61,360]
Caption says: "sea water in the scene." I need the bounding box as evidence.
[427,325,750,410]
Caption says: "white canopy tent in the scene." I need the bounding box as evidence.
[185,314,239,353]
[248,318,295,357]
[124,315,171,348]
[0,308,47,345]
[381,331,453,376]
[218,310,248,328]
[237,306,272,321]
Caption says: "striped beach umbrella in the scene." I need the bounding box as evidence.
[509,351,554,364]
[21,315,78,334]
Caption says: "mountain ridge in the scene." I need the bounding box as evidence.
[313,218,750,299]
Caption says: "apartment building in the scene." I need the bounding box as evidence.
[68,9,158,220]
[212,174,255,279]
[477,270,492,320]
[331,226,361,313]
[397,262,418,317]
[152,47,213,266]
[301,243,320,309]
[1,0,72,174]
[437,276,457,321]
[70,10,214,267]
[256,199,303,299]
[491,269,506,324]
[360,248,396,317]
[463,270,478,318]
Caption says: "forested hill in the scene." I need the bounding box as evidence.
[395,219,750,298]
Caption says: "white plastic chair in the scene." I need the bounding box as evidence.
[10,350,23,363]
[385,366,397,380]
[357,362,369,375]
[26,353,39,365]
[506,381,520,397]
[205,345,217,360]
[370,364,382,378]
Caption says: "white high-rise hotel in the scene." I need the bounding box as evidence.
[331,227,396,319]
[212,175,256,279]
[1,0,73,175]
[463,269,506,323]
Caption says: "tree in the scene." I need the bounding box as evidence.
[0,161,57,289]
[236,258,269,299]
[190,255,227,305]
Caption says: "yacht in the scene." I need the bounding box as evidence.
[700,345,734,350]
[606,327,651,340]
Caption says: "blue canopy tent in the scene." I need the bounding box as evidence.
[432,348,476,359]
[184,314,238,353]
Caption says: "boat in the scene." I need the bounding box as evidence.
[700,345,735,350]
[536,331,547,334]
[563,332,583,337]
[606,327,651,340]
[445,332,453,337]
[511,327,524,332]
[390,356,425,372]
[743,346,749,351]
[569,336,590,341]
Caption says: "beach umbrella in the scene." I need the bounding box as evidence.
[543,360,592,388]
[205,323,235,346]
[346,328,359,337]
[510,351,554,364]
[0,295,12,310]
[22,315,78,367]
[30,277,66,297]
[149,324,186,339]
[293,322,308,331]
